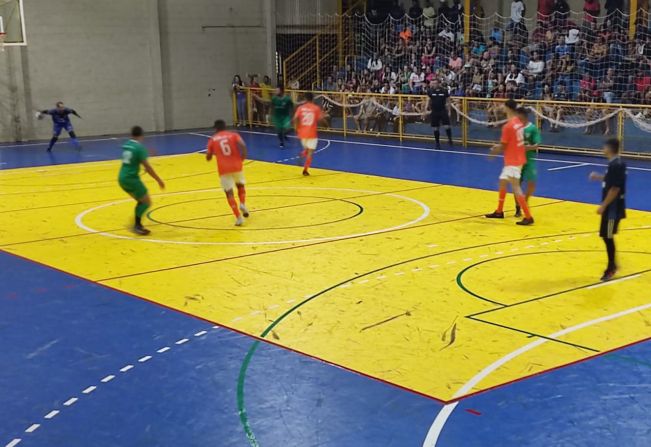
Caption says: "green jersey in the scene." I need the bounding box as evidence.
[523,123,541,165]
[119,139,148,180]
[271,95,293,120]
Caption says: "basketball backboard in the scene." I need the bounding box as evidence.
[0,0,26,46]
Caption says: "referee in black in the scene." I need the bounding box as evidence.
[426,79,453,149]
[589,138,627,282]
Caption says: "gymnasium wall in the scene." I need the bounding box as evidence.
[0,0,274,143]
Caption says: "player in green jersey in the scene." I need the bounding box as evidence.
[270,86,293,147]
[118,126,165,235]
[515,107,541,217]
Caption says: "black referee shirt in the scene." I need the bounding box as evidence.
[428,88,449,114]
[602,157,627,220]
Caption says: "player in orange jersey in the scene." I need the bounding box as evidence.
[485,99,534,226]
[293,92,324,176]
[206,120,249,226]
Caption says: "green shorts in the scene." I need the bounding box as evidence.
[521,163,538,183]
[272,115,291,131]
[119,177,148,199]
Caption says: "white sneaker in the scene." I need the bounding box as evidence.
[239,203,249,218]
[235,216,244,226]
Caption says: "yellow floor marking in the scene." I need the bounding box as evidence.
[2,154,651,401]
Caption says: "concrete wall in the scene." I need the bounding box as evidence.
[0,0,273,142]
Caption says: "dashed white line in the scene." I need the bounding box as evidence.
[212,325,220,329]
[138,355,152,363]
[429,264,439,269]
[340,283,352,288]
[394,271,405,276]
[63,398,78,407]
[510,248,519,252]
[479,254,489,258]
[286,299,296,303]
[82,386,96,395]
[249,310,262,316]
[412,268,422,272]
[119,365,134,373]
[6,438,21,447]
[525,245,535,249]
[194,330,208,337]
[554,239,562,243]
[463,258,473,262]
[267,304,279,310]
[358,279,370,284]
[157,347,170,353]
[44,410,59,419]
[25,424,40,433]
[540,242,549,246]
[447,261,456,265]
[376,275,387,279]
[100,375,115,383]
[427,244,438,248]
[231,316,243,322]
[175,338,189,345]
[495,251,504,255]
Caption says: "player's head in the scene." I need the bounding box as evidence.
[516,106,530,124]
[304,91,314,102]
[131,126,144,141]
[214,120,226,132]
[603,138,620,158]
[56,101,64,110]
[430,78,439,88]
[503,99,518,117]
[276,85,284,96]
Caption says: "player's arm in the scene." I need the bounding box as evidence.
[71,109,82,118]
[142,159,165,189]
[589,172,604,181]
[206,141,213,162]
[525,132,540,152]
[597,164,625,214]
[490,142,505,155]
[598,187,620,215]
[237,138,248,160]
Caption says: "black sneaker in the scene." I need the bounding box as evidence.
[134,225,151,236]
[280,142,284,148]
[514,207,522,218]
[485,211,505,219]
[516,217,535,226]
[435,142,441,150]
[600,269,617,282]
[302,170,310,176]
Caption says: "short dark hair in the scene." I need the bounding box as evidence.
[505,99,518,111]
[605,138,620,154]
[214,119,226,131]
[56,101,64,107]
[516,106,529,118]
[304,91,314,101]
[131,126,144,137]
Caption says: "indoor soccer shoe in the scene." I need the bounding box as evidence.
[485,211,504,219]
[516,218,535,226]
[235,216,245,226]
[302,169,310,176]
[239,203,250,218]
[133,225,151,236]
[600,269,617,282]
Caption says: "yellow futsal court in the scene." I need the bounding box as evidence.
[2,153,651,403]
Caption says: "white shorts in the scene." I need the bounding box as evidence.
[499,165,522,180]
[220,171,245,191]
[301,138,318,150]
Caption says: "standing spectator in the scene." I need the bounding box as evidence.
[232,74,247,126]
[423,0,437,28]
[538,0,555,21]
[260,75,273,123]
[408,0,423,18]
[368,53,383,73]
[249,74,263,124]
[390,0,405,19]
[552,0,570,28]
[510,0,526,31]
[605,0,624,18]
[584,0,601,24]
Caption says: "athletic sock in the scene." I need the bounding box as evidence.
[278,131,284,144]
[47,137,58,151]
[515,194,532,219]
[445,128,452,142]
[135,202,149,225]
[496,187,507,213]
[237,184,246,204]
[603,237,616,271]
[434,130,440,145]
[303,155,312,171]
[227,196,241,217]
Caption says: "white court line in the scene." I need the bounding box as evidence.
[547,163,590,171]
[63,398,78,406]
[6,438,21,447]
[43,410,59,419]
[24,424,39,433]
[422,300,651,447]
[237,130,651,172]
[587,275,641,289]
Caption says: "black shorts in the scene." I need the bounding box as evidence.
[431,112,450,127]
[600,215,621,239]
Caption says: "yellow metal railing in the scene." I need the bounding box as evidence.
[232,88,651,158]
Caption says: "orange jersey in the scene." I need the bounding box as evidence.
[294,102,322,139]
[500,116,526,166]
[207,131,244,175]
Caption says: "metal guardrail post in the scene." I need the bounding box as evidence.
[342,93,347,136]
[398,95,404,142]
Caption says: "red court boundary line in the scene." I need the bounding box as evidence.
[4,247,651,407]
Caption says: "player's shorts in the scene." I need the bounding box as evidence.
[273,116,292,131]
[220,171,246,191]
[301,138,318,150]
[119,177,148,200]
[521,163,538,182]
[499,165,523,180]
[600,215,621,239]
[53,122,74,137]
[430,112,450,127]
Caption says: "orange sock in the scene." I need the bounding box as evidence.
[237,185,246,205]
[496,188,507,212]
[303,156,312,171]
[227,196,240,217]
[516,195,532,219]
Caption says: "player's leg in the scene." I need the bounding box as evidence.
[442,113,453,146]
[66,124,81,150]
[302,139,317,176]
[432,120,441,149]
[47,125,63,152]
[485,177,509,219]
[511,175,534,225]
[134,194,152,235]
[515,178,523,218]
[234,172,249,218]
[221,174,244,226]
[600,214,619,280]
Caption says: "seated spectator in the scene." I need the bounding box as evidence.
[448,52,463,71]
[380,81,397,94]
[526,51,545,80]
[490,22,505,45]
[400,26,413,44]
[552,0,570,28]
[555,35,571,57]
[422,40,436,66]
[506,64,526,85]
[368,53,383,72]
[409,66,426,93]
[599,68,617,103]
[584,0,600,24]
